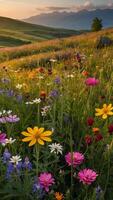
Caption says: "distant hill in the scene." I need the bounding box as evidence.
[24,9,113,30]
[0,16,79,47]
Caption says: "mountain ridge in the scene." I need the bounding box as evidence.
[24,9,113,30]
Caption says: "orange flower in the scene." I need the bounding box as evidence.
[82,70,89,76]
[92,128,100,134]
[40,91,46,99]
[55,192,64,200]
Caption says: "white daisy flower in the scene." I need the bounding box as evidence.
[10,155,22,165]
[49,143,63,155]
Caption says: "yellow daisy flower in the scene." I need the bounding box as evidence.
[95,104,113,119]
[21,127,53,147]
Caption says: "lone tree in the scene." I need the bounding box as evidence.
[91,17,103,32]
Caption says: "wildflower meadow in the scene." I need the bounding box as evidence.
[0,29,113,200]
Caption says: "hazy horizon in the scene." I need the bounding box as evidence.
[0,0,113,19]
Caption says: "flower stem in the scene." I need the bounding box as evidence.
[35,144,40,175]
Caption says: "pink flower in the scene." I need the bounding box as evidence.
[78,169,98,185]
[85,77,99,86]
[38,172,55,192]
[65,152,84,167]
[0,133,6,143]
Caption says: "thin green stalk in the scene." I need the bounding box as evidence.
[35,144,40,175]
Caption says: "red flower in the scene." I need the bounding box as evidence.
[87,117,94,126]
[48,68,52,75]
[95,133,103,142]
[85,135,92,145]
[38,67,45,73]
[108,124,113,134]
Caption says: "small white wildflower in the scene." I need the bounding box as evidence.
[32,98,41,104]
[16,84,23,90]
[10,155,21,166]
[7,110,12,115]
[6,138,16,144]
[49,143,63,155]
[50,59,57,63]
[67,74,74,78]
[38,76,44,80]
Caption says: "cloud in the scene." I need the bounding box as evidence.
[36,1,113,13]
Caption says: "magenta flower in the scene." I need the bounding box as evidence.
[85,77,99,86]
[78,169,98,185]
[0,133,6,143]
[5,115,20,123]
[38,172,55,192]
[65,152,84,167]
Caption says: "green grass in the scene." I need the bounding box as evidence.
[0,16,81,47]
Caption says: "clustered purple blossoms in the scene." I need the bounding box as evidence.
[2,149,32,179]
[0,112,20,124]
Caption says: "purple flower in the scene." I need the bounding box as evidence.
[22,157,32,171]
[1,78,10,84]
[33,178,45,199]
[0,89,5,94]
[3,148,11,163]
[6,161,22,179]
[6,90,15,97]
[16,94,23,102]
[54,76,61,84]
[0,117,7,123]
[5,115,20,123]
[49,89,59,98]
[0,133,6,143]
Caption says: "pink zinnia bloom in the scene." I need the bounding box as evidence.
[0,133,6,143]
[65,152,84,167]
[38,172,55,192]
[78,169,98,185]
[85,77,99,86]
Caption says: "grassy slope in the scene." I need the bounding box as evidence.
[0,16,81,47]
[0,27,113,68]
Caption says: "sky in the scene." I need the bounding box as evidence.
[0,0,113,19]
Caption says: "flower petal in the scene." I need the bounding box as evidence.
[41,136,52,142]
[42,131,53,136]
[22,137,32,142]
[29,139,36,146]
[38,128,45,133]
[102,114,107,119]
[27,128,34,134]
[38,138,44,145]
[21,131,31,136]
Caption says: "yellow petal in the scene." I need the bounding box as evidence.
[103,104,107,108]
[95,108,102,112]
[108,104,112,109]
[42,131,53,136]
[108,111,113,115]
[38,138,44,145]
[95,112,102,116]
[33,127,39,133]
[41,136,52,142]
[39,128,44,133]
[29,139,36,146]
[21,131,31,136]
[22,137,32,142]
[102,114,108,119]
[27,128,34,134]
